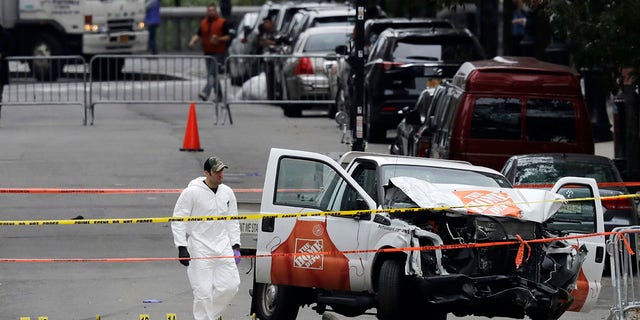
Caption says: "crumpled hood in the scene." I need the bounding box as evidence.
[387,176,565,223]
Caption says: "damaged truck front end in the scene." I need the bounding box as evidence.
[384,177,601,320]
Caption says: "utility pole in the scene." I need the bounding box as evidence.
[351,0,365,151]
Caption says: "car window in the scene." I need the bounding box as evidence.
[471,97,522,140]
[312,16,355,27]
[391,37,482,63]
[351,163,379,203]
[304,32,350,53]
[548,186,597,234]
[526,99,576,142]
[514,158,618,185]
[379,164,512,188]
[274,157,362,212]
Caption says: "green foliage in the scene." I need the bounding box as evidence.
[542,0,640,89]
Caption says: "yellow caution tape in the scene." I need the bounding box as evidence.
[0,194,637,226]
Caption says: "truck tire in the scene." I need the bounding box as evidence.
[30,34,63,82]
[377,259,446,320]
[377,259,408,320]
[253,283,299,320]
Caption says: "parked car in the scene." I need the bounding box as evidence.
[330,18,456,125]
[389,83,452,157]
[363,18,455,57]
[278,7,356,52]
[428,56,595,171]
[501,153,640,233]
[279,25,352,117]
[363,27,485,142]
[250,148,606,320]
[227,2,282,86]
[264,4,353,101]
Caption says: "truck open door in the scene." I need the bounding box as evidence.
[549,177,606,312]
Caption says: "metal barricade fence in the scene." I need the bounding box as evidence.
[609,226,640,320]
[89,54,229,125]
[224,54,339,117]
[1,56,88,124]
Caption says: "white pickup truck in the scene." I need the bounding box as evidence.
[250,148,606,320]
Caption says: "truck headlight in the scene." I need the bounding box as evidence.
[134,21,146,30]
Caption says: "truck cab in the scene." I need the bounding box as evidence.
[0,0,148,81]
[251,148,606,320]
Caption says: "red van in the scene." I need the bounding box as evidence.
[429,56,594,170]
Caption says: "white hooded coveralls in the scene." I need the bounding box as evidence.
[172,177,241,320]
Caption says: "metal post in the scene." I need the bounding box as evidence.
[351,0,365,151]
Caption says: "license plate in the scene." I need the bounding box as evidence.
[118,35,129,43]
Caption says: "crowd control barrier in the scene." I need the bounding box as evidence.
[88,54,227,125]
[1,56,89,124]
[224,54,340,117]
[609,226,640,320]
[0,55,228,126]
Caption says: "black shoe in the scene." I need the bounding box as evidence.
[198,92,208,101]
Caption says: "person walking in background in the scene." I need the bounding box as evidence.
[145,0,161,55]
[189,3,233,102]
[511,0,528,56]
[0,24,10,120]
[171,156,242,320]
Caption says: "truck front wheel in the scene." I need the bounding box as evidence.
[377,258,446,320]
[253,283,299,320]
[30,34,63,82]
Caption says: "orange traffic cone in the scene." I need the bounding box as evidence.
[180,102,204,152]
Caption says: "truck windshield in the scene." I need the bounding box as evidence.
[380,164,512,188]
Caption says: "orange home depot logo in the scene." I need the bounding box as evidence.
[294,238,324,270]
[453,190,521,218]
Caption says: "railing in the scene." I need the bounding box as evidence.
[87,54,224,125]
[1,56,89,124]
[1,54,229,125]
[608,226,640,320]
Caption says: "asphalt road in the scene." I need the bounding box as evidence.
[0,97,616,320]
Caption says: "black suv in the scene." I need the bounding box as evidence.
[363,27,485,142]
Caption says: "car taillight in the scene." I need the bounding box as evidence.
[295,57,314,75]
[382,61,404,71]
[417,139,431,157]
[602,197,634,211]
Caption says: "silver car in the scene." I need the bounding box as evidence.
[280,25,352,117]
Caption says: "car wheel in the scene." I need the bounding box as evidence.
[377,259,408,320]
[253,283,299,320]
[283,106,302,118]
[30,34,63,82]
[377,258,445,320]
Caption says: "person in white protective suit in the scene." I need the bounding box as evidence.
[172,156,242,320]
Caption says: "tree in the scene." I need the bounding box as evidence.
[541,0,640,182]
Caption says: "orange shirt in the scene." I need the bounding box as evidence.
[198,17,229,54]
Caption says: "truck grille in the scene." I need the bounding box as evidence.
[108,19,134,33]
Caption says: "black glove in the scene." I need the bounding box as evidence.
[178,246,190,267]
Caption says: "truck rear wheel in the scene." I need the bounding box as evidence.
[253,283,299,320]
[30,34,63,82]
